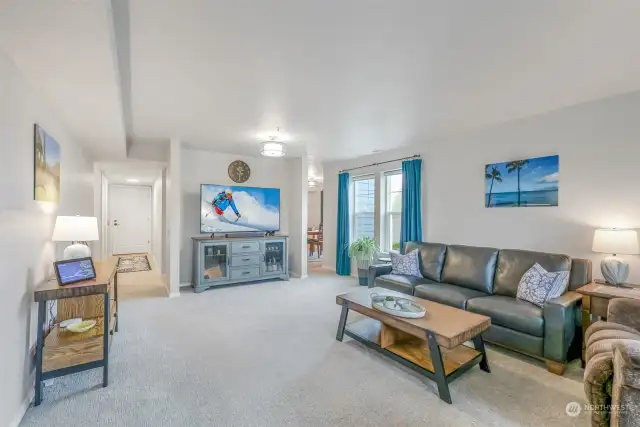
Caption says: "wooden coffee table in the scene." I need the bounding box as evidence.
[336,287,491,404]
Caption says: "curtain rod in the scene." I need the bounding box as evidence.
[339,154,421,174]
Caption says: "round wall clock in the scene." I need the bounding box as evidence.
[228,160,251,183]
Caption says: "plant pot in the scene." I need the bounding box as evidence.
[357,268,369,286]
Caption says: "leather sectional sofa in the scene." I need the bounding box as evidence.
[368,242,592,375]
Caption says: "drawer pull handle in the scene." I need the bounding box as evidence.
[242,245,250,248]
[242,258,250,261]
[242,271,251,275]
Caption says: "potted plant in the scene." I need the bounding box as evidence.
[349,237,380,286]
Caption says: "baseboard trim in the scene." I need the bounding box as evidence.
[168,291,180,298]
[179,282,191,288]
[10,390,34,427]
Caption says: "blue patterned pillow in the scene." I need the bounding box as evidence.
[517,263,570,307]
[390,249,422,278]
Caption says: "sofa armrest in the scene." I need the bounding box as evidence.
[367,264,392,288]
[613,341,640,389]
[584,352,614,426]
[611,341,640,425]
[608,298,640,333]
[543,291,582,363]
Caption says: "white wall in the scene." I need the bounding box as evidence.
[179,147,293,283]
[0,49,94,427]
[425,91,640,283]
[151,174,164,273]
[323,91,640,283]
[168,139,182,295]
[161,168,168,275]
[287,157,308,278]
[307,190,322,230]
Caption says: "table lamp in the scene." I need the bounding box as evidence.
[592,228,639,286]
[52,215,99,259]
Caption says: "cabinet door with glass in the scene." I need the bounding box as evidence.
[201,242,230,282]
[263,239,287,275]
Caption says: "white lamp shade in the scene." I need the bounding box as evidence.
[52,216,99,242]
[260,141,286,157]
[592,229,639,255]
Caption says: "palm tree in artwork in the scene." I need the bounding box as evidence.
[506,159,529,206]
[485,167,502,207]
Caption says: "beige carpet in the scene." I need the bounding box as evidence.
[20,269,587,426]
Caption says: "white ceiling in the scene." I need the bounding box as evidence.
[2,1,640,162]
[98,160,164,185]
[0,0,127,159]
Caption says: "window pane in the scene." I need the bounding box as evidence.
[389,192,402,212]
[353,178,375,240]
[388,174,402,192]
[391,213,401,251]
[384,172,403,252]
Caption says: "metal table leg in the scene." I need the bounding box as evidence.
[114,272,119,333]
[427,333,452,404]
[336,302,349,342]
[34,300,46,406]
[103,291,109,387]
[473,335,491,373]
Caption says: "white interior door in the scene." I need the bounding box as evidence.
[109,185,151,255]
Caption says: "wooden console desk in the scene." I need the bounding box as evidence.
[33,260,118,405]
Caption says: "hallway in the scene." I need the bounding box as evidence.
[111,253,167,300]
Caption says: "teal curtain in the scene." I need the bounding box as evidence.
[336,172,351,275]
[400,158,423,251]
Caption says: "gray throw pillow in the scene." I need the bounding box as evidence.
[517,263,570,307]
[390,249,422,278]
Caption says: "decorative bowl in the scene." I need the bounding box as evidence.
[66,319,96,333]
[369,293,426,318]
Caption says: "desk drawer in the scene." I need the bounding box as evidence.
[231,266,261,280]
[231,241,260,254]
[231,254,261,267]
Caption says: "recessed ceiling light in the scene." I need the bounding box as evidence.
[372,149,382,153]
[126,178,140,183]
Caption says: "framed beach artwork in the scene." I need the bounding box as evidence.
[485,155,558,208]
[34,124,61,203]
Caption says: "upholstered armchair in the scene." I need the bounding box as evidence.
[584,298,640,427]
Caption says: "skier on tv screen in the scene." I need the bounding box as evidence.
[211,188,241,220]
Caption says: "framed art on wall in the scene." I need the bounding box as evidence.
[485,155,558,208]
[34,124,61,203]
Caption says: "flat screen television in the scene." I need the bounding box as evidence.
[200,184,281,233]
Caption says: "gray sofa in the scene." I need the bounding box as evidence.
[368,242,592,375]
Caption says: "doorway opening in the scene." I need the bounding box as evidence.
[96,161,168,299]
[307,188,323,266]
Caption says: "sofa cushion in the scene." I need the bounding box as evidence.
[467,295,544,337]
[516,263,570,307]
[390,249,422,277]
[494,249,572,298]
[569,258,593,291]
[441,245,498,294]
[482,324,544,357]
[413,283,488,309]
[404,241,448,281]
[374,274,429,295]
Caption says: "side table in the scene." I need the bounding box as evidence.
[576,282,640,364]
[33,260,118,405]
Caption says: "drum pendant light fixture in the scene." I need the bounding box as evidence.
[260,128,286,157]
